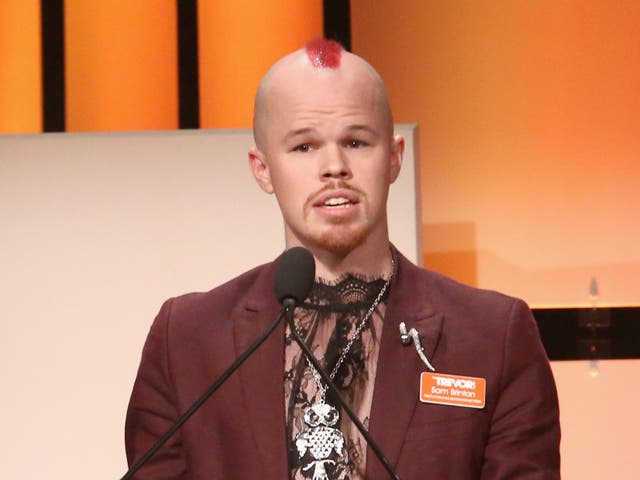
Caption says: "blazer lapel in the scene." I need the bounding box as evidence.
[366,253,445,478]
[232,263,289,479]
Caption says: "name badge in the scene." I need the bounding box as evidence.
[420,372,486,409]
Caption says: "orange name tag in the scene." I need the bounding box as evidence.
[420,372,486,409]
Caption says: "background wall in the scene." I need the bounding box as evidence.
[0,0,324,133]
[198,1,323,128]
[0,1,42,132]
[352,0,639,308]
[64,0,179,131]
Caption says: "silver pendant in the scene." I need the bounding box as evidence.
[295,402,346,480]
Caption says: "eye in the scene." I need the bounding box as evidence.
[293,143,312,153]
[346,139,367,149]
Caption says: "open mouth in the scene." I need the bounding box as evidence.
[308,187,361,216]
[322,197,354,208]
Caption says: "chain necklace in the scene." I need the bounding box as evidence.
[293,255,395,480]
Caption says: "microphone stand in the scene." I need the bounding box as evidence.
[120,309,286,480]
[284,303,401,480]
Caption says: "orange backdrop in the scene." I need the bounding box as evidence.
[64,0,178,131]
[352,0,640,307]
[198,0,323,128]
[0,0,42,134]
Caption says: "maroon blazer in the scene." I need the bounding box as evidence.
[125,251,560,479]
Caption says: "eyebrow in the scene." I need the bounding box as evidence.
[283,127,315,144]
[345,124,378,136]
[283,124,378,144]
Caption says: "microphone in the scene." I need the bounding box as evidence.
[121,247,315,480]
[274,245,315,307]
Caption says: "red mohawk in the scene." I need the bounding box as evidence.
[305,38,343,69]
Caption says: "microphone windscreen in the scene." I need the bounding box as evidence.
[274,247,315,305]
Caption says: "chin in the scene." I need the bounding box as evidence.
[311,224,368,257]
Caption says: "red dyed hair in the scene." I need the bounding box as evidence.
[305,38,343,69]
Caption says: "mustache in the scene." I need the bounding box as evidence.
[303,181,365,211]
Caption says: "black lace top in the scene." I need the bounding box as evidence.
[284,274,390,480]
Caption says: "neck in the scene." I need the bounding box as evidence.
[314,250,391,281]
[304,238,394,282]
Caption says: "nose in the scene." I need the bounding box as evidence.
[320,145,352,181]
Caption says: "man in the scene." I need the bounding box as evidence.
[126,39,560,479]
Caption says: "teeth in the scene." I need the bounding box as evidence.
[324,197,351,207]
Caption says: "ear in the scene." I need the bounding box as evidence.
[248,147,274,194]
[389,135,405,183]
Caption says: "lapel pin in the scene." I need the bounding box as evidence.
[399,322,436,372]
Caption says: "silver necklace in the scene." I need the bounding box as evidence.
[294,257,395,480]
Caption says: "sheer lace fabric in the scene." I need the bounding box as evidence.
[284,274,389,480]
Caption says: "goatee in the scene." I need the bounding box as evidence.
[312,220,368,257]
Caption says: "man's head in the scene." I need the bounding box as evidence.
[249,39,404,260]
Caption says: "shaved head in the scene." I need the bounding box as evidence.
[248,39,404,270]
[252,40,394,152]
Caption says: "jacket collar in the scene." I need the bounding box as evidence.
[231,260,289,478]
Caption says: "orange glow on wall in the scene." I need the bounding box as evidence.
[0,1,42,133]
[198,0,323,128]
[64,1,178,131]
[352,0,640,308]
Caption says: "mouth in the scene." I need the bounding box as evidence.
[321,196,356,208]
[313,190,360,210]
[306,186,363,220]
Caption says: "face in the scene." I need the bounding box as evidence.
[250,56,403,257]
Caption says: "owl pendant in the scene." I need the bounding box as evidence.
[295,402,346,480]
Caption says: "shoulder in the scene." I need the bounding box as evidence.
[157,260,278,328]
[392,252,540,368]
[396,252,527,324]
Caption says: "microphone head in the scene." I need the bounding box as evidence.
[274,246,315,305]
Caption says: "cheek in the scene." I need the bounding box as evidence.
[271,173,307,215]
[360,166,390,194]
[269,162,315,202]
[269,166,294,196]
[362,172,392,214]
